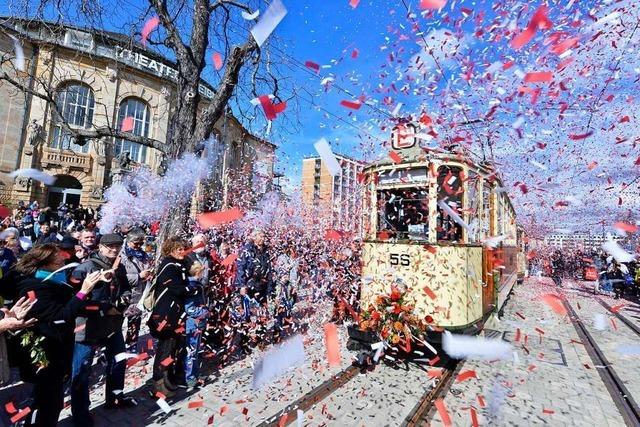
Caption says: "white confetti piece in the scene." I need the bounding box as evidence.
[313,138,341,177]
[481,235,507,249]
[443,332,512,360]
[250,0,287,47]
[241,9,260,20]
[594,313,607,331]
[615,344,640,355]
[252,334,305,390]
[602,240,635,263]
[437,200,471,232]
[9,35,25,72]
[296,409,304,427]
[156,398,172,414]
[114,352,138,363]
[7,168,56,185]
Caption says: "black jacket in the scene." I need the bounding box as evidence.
[14,274,86,382]
[234,242,273,291]
[70,252,131,343]
[148,257,195,338]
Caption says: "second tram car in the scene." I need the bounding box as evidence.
[359,125,525,337]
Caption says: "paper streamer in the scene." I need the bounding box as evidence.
[250,0,287,47]
[323,323,341,366]
[313,138,341,177]
[9,35,25,72]
[7,168,56,185]
[437,200,471,232]
[252,334,305,389]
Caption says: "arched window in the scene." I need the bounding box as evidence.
[50,82,95,153]
[115,97,151,163]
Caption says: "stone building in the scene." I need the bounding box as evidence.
[0,18,274,209]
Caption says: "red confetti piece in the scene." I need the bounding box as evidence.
[511,6,552,50]
[242,407,249,416]
[141,16,160,47]
[0,205,11,219]
[515,328,521,342]
[160,356,174,367]
[515,312,526,320]
[389,151,403,164]
[188,400,204,409]
[540,294,567,316]
[610,318,617,331]
[258,95,287,120]
[569,131,594,140]
[551,37,578,55]
[27,291,36,302]
[434,398,452,427]
[325,229,343,240]
[423,245,437,255]
[351,48,359,59]
[198,208,244,228]
[349,0,360,9]
[610,303,626,313]
[470,407,479,427]
[220,405,228,416]
[213,52,223,70]
[477,394,486,408]
[4,401,17,414]
[155,391,166,399]
[157,320,167,331]
[524,71,553,83]
[324,323,341,366]
[10,408,31,424]
[423,286,437,300]
[543,408,555,414]
[74,324,86,333]
[456,370,477,382]
[222,253,238,267]
[427,368,443,379]
[528,364,537,372]
[428,355,440,366]
[184,241,206,255]
[304,61,320,72]
[613,222,637,233]
[339,100,362,110]
[278,413,289,427]
[420,0,447,10]
[587,161,598,171]
[121,116,134,132]
[208,415,214,424]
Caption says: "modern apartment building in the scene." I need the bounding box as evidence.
[301,153,364,231]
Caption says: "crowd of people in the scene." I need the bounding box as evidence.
[529,247,640,299]
[0,200,362,427]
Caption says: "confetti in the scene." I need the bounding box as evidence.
[9,35,25,72]
[313,138,341,177]
[197,208,244,228]
[212,52,223,70]
[250,0,287,48]
[323,323,341,367]
[349,0,360,9]
[241,10,260,20]
[121,117,134,132]
[420,0,447,10]
[540,294,567,316]
[141,16,160,47]
[339,100,362,110]
[456,370,477,382]
[7,168,56,185]
[188,400,204,409]
[434,398,452,427]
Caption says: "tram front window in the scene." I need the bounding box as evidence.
[377,187,429,240]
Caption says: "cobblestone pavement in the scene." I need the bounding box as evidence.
[4,277,638,426]
[436,278,632,427]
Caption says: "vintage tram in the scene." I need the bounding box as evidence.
[359,124,525,337]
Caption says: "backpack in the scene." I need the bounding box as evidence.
[141,278,157,311]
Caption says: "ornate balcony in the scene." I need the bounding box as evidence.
[41,147,92,173]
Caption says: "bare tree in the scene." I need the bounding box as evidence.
[1,0,293,235]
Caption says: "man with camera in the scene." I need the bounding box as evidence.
[69,233,136,427]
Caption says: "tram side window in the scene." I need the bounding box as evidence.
[467,172,481,242]
[377,187,429,240]
[437,166,464,243]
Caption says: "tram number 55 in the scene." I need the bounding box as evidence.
[390,253,410,267]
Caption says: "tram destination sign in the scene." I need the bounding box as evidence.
[378,168,427,185]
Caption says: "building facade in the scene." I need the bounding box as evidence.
[0,18,274,210]
[301,153,364,231]
[543,231,619,251]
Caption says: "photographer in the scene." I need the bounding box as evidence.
[69,233,136,427]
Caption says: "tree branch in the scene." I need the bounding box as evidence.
[149,0,195,75]
[189,0,211,71]
[194,36,257,141]
[209,0,251,13]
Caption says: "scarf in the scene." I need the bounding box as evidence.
[125,246,147,262]
[35,269,67,285]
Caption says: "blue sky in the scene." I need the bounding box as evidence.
[2,0,640,234]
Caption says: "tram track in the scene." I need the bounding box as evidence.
[561,296,640,426]
[258,365,360,426]
[595,298,640,337]
[402,359,461,427]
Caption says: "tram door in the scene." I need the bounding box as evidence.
[482,248,495,315]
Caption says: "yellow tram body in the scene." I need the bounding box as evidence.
[360,139,523,333]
